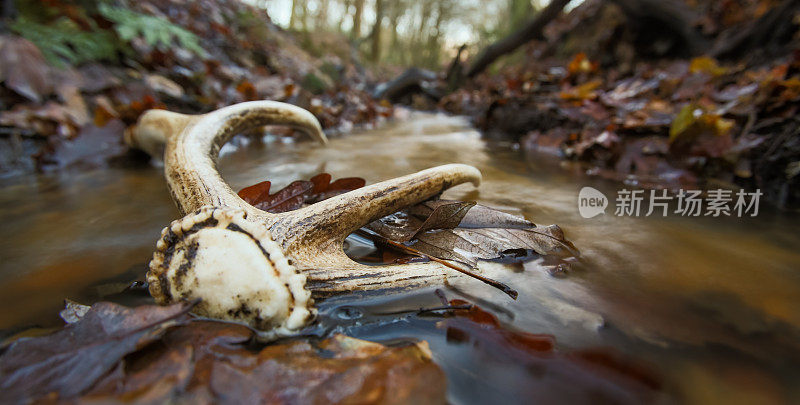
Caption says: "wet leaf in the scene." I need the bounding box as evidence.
[0,301,194,403]
[307,173,366,203]
[84,321,446,403]
[92,95,119,127]
[559,79,603,101]
[0,35,53,103]
[59,299,90,324]
[438,297,661,401]
[145,74,184,99]
[239,173,365,212]
[368,200,577,268]
[251,180,313,213]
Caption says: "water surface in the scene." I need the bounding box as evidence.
[1,112,798,404]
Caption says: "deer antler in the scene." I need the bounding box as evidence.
[127,101,482,339]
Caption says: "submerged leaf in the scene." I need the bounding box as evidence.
[0,301,194,403]
[84,321,446,403]
[368,200,577,268]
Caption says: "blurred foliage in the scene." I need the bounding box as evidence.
[97,3,205,57]
[10,17,119,66]
[9,0,205,67]
[282,0,540,70]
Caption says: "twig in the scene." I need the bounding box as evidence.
[369,232,519,299]
[373,304,474,316]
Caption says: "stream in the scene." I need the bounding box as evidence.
[1,112,799,404]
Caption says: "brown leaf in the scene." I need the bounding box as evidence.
[313,176,366,202]
[0,102,80,138]
[0,301,194,403]
[252,180,313,213]
[368,200,577,268]
[56,85,90,127]
[439,298,661,401]
[0,35,53,103]
[83,321,446,404]
[238,180,272,204]
[411,224,575,268]
[239,173,365,212]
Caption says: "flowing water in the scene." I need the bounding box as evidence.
[1,112,799,404]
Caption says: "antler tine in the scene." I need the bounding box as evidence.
[126,101,327,217]
[271,164,482,255]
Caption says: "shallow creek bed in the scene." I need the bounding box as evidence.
[1,113,799,404]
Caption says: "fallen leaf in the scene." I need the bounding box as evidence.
[689,56,728,77]
[0,35,53,103]
[0,301,194,403]
[438,297,661,402]
[239,173,365,212]
[250,180,313,212]
[236,80,258,101]
[368,200,578,268]
[307,172,366,203]
[145,74,185,99]
[560,79,603,101]
[84,321,446,404]
[56,84,90,126]
[92,95,119,127]
[59,299,90,324]
[567,52,598,76]
[669,104,734,158]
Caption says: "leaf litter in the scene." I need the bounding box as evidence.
[0,301,447,404]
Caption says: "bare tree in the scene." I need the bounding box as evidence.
[467,0,571,77]
[351,0,365,39]
[288,0,298,30]
[316,0,330,30]
[369,0,385,62]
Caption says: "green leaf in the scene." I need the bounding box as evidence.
[10,17,120,67]
[98,4,206,57]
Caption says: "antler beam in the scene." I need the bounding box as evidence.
[127,101,482,339]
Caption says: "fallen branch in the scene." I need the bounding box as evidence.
[466,0,571,78]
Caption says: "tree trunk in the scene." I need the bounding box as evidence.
[300,2,309,31]
[425,1,446,66]
[288,0,297,29]
[411,0,433,66]
[466,0,571,78]
[369,0,385,62]
[352,0,365,39]
[316,0,330,30]
[387,1,403,64]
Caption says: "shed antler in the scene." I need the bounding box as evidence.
[127,101,482,338]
